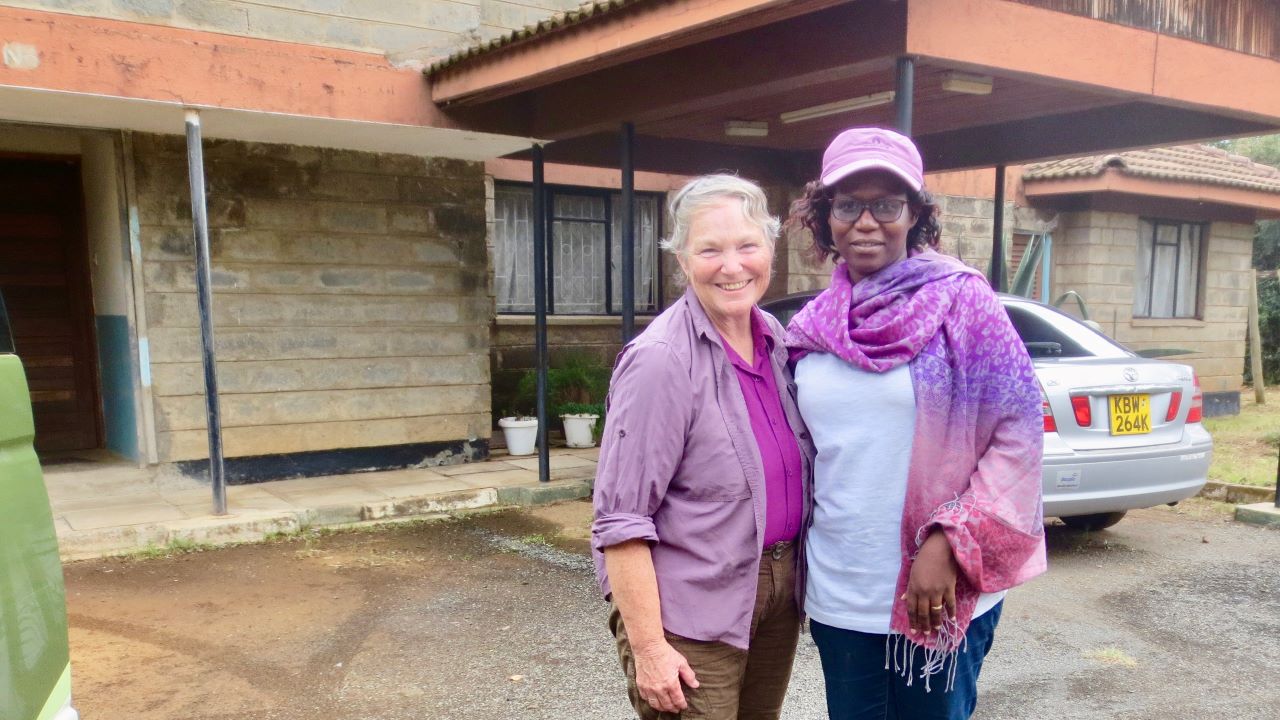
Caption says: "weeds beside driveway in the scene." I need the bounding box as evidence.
[1203,387,1280,488]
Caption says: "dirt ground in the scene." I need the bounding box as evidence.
[64,498,1279,720]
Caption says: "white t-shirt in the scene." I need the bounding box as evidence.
[797,352,1003,634]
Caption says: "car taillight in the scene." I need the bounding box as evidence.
[1071,396,1092,427]
[1042,390,1056,432]
[1166,391,1182,422]
[1186,375,1203,423]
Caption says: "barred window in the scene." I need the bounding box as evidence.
[493,184,661,315]
[1134,219,1204,319]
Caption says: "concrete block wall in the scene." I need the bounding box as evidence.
[1,0,586,59]
[935,195,1002,271]
[130,133,490,462]
[1050,210,1251,395]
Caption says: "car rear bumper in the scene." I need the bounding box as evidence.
[1041,427,1213,518]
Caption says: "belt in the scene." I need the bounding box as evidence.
[763,539,793,560]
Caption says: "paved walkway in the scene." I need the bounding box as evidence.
[46,449,599,560]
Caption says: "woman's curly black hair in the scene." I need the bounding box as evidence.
[786,178,942,266]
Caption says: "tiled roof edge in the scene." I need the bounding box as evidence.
[426,0,644,76]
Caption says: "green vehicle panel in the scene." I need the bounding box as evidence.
[1,293,77,720]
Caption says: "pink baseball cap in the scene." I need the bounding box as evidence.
[820,127,924,192]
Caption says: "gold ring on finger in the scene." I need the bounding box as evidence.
[930,605,944,611]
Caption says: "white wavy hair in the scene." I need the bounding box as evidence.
[659,174,781,257]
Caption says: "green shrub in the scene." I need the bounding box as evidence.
[557,402,604,416]
[514,351,611,418]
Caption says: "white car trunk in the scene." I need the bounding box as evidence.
[1036,357,1195,451]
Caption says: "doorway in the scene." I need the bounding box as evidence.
[0,157,102,454]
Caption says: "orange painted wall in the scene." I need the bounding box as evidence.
[486,158,690,192]
[0,6,448,128]
[926,166,1026,203]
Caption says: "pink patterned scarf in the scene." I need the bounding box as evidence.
[786,250,1046,689]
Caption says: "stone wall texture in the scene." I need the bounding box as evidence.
[1050,211,1251,394]
[3,0,585,60]
[131,133,490,462]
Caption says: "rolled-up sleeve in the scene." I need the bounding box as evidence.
[591,340,692,552]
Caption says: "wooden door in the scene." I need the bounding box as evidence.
[0,158,102,453]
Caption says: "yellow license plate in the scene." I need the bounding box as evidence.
[1108,394,1151,435]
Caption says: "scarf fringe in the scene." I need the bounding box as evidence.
[913,492,977,550]
[884,614,969,693]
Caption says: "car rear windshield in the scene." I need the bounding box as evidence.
[1004,302,1132,360]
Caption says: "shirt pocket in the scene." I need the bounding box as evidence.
[670,471,752,502]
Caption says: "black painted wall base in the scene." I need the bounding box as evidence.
[175,438,490,485]
[1202,391,1240,418]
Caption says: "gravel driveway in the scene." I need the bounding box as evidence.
[64,499,1277,719]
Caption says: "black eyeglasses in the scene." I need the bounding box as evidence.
[830,197,906,224]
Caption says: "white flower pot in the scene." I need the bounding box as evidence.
[498,417,539,456]
[561,414,600,448]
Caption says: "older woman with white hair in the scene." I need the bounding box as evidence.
[593,174,814,720]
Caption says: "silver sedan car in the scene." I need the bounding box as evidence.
[762,292,1212,531]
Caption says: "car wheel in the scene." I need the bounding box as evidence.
[1060,511,1127,531]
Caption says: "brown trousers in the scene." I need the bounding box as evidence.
[609,543,800,720]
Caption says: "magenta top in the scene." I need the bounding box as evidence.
[720,314,804,547]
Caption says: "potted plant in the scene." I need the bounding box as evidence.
[513,351,610,448]
[557,401,604,448]
[497,408,539,456]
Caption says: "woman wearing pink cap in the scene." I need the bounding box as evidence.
[784,127,1046,719]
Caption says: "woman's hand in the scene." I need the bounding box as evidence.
[633,638,699,713]
[902,530,958,635]
[603,540,700,712]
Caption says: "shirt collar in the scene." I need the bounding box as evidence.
[684,286,776,361]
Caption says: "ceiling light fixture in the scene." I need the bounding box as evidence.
[779,90,895,124]
[941,71,994,95]
[724,120,769,138]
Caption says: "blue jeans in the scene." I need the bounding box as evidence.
[810,602,1003,720]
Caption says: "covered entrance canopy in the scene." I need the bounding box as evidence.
[427,0,1280,180]
[426,0,1280,481]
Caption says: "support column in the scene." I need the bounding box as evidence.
[1040,233,1053,302]
[621,122,636,342]
[1248,274,1265,405]
[183,110,227,514]
[532,144,550,484]
[990,164,1007,292]
[895,56,914,136]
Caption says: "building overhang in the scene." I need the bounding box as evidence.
[0,7,534,159]
[1024,170,1280,220]
[427,0,1280,178]
[0,84,534,161]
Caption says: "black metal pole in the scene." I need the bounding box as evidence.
[1273,435,1279,508]
[532,144,550,484]
[895,56,914,136]
[991,164,1007,292]
[621,122,636,342]
[184,110,227,515]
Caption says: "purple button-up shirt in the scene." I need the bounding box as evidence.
[592,288,814,650]
[721,314,805,548]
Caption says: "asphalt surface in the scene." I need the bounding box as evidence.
[64,498,1278,719]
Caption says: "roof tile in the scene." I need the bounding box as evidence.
[1023,144,1280,194]
[426,0,643,76]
